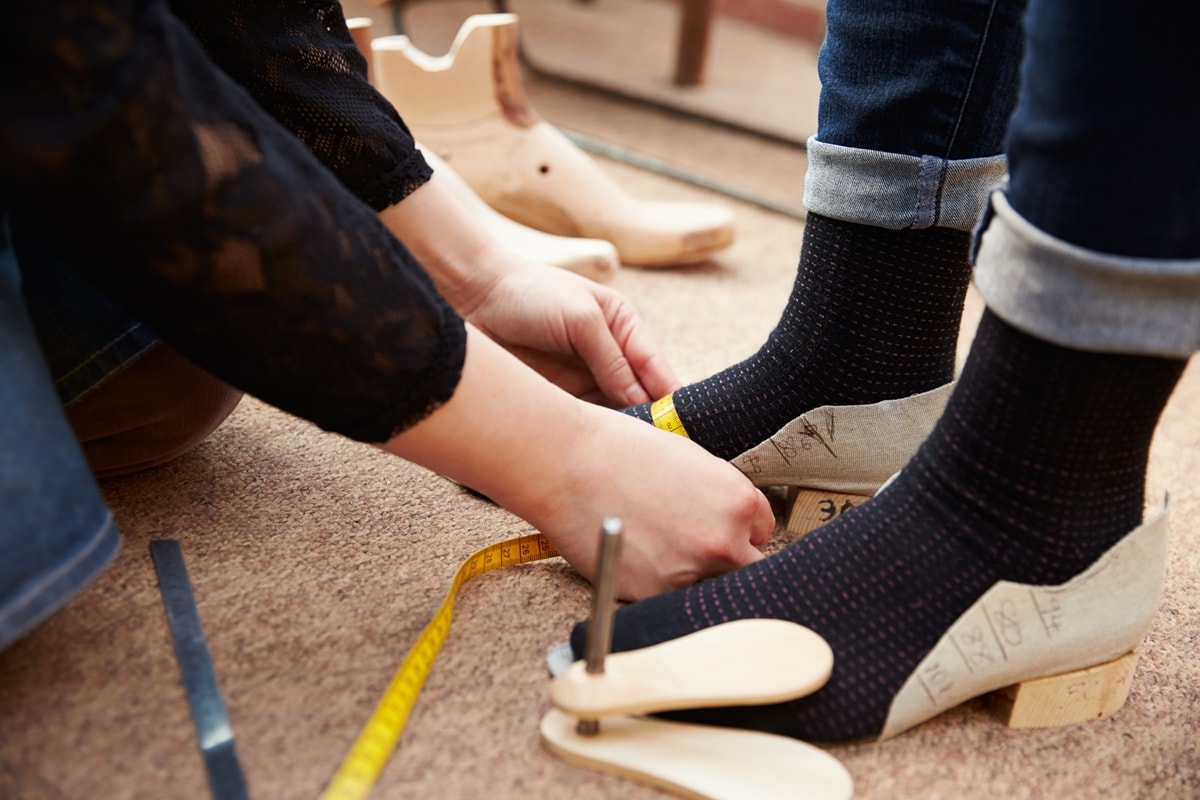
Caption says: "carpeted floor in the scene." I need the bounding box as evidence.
[2,2,1197,799]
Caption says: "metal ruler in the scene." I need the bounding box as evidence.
[152,539,251,800]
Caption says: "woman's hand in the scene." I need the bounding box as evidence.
[463,264,678,406]
[384,327,775,601]
[379,171,679,407]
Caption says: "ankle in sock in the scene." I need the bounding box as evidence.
[583,309,1185,742]
[627,213,973,460]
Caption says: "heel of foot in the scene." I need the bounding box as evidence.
[786,488,869,535]
[987,650,1140,729]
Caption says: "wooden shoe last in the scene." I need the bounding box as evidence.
[543,619,852,800]
[540,710,853,800]
[420,145,620,281]
[549,619,833,718]
[371,14,737,268]
[348,16,620,280]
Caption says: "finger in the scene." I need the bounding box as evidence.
[736,542,768,565]
[712,536,767,578]
[748,492,776,547]
[567,312,654,407]
[603,303,681,401]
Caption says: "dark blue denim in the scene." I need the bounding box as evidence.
[971,0,1200,357]
[1005,0,1200,259]
[0,233,121,651]
[819,0,1028,159]
[12,223,159,406]
[804,0,1025,230]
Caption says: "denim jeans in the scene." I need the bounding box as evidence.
[805,0,1026,231]
[806,0,1200,357]
[980,0,1200,356]
[13,222,160,406]
[0,233,122,651]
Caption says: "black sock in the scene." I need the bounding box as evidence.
[626,213,973,460]
[578,309,1185,742]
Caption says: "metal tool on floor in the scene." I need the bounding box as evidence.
[151,540,251,800]
[539,526,854,800]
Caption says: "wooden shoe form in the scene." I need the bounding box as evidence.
[346,16,620,281]
[371,14,737,268]
[540,710,854,800]
[880,509,1168,739]
[549,618,833,718]
[543,619,850,800]
[420,145,620,281]
[544,536,847,800]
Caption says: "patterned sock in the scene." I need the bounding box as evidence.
[626,213,973,460]
[576,309,1185,742]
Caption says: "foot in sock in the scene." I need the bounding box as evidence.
[576,310,1185,742]
[626,212,973,460]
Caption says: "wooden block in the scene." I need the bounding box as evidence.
[786,488,868,535]
[675,0,716,86]
[987,650,1139,729]
[549,619,832,718]
[541,709,853,800]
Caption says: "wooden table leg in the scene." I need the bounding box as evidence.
[675,0,715,86]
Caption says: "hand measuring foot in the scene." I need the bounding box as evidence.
[535,401,773,600]
[385,327,774,601]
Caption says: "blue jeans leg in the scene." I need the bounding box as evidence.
[806,0,1027,230]
[12,218,159,406]
[819,0,1027,158]
[0,237,121,652]
[973,0,1200,358]
[1005,0,1200,259]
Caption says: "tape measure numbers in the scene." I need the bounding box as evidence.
[321,531,559,800]
[650,395,691,439]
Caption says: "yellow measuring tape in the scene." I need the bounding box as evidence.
[320,530,559,800]
[650,394,691,439]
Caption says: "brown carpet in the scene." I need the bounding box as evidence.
[2,2,1198,798]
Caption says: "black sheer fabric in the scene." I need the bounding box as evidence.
[0,0,465,443]
[168,0,432,211]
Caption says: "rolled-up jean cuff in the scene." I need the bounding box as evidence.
[973,191,1200,358]
[803,137,1007,232]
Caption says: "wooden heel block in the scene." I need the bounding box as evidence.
[786,488,870,536]
[987,650,1139,729]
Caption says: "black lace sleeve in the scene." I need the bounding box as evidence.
[0,0,466,443]
[167,0,432,211]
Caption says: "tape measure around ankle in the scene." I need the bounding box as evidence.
[650,394,690,439]
[320,531,559,800]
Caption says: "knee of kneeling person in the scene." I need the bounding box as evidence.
[66,344,244,479]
